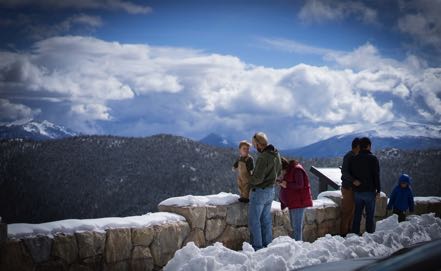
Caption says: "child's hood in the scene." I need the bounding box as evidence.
[398,174,412,185]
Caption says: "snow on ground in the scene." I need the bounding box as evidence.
[164,213,441,271]
[159,192,240,207]
[8,212,185,239]
[414,196,441,204]
[317,190,387,199]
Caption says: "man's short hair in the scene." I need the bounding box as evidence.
[352,137,360,149]
[359,137,372,150]
[252,132,268,147]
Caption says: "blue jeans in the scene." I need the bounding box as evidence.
[289,208,305,241]
[352,191,376,234]
[248,186,275,250]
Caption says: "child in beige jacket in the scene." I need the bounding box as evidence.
[233,140,254,203]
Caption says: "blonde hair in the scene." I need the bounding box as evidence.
[238,140,251,149]
[252,132,269,147]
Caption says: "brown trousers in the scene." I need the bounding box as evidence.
[340,186,355,235]
[237,160,251,199]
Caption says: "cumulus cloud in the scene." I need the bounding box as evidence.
[298,0,378,24]
[0,99,40,122]
[0,36,440,147]
[397,0,441,50]
[0,0,152,14]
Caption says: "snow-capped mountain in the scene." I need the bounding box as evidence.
[0,119,78,140]
[282,121,441,158]
[199,133,237,148]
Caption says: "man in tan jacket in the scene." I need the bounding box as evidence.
[233,140,254,203]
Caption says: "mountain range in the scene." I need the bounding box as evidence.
[199,133,236,148]
[0,119,77,140]
[1,119,440,158]
[282,121,441,158]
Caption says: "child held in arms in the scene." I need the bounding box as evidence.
[233,141,254,203]
[387,174,415,222]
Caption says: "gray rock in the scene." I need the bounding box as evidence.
[303,223,318,242]
[23,235,53,263]
[52,233,78,264]
[273,209,292,232]
[205,219,226,242]
[68,264,94,271]
[215,225,249,250]
[104,228,132,263]
[206,206,227,219]
[184,229,206,247]
[103,261,129,271]
[304,207,317,224]
[324,206,339,221]
[226,202,248,226]
[150,221,190,267]
[35,260,66,271]
[272,226,290,239]
[158,205,207,230]
[0,240,34,271]
[131,227,154,247]
[75,231,105,259]
[375,194,388,218]
[130,246,154,271]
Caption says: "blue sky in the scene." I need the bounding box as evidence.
[0,0,440,148]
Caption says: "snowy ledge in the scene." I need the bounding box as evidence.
[7,212,185,239]
[159,192,240,207]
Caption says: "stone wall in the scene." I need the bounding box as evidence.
[1,194,440,271]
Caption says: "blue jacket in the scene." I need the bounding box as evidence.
[387,174,415,212]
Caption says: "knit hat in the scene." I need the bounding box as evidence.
[252,132,269,147]
[399,174,412,184]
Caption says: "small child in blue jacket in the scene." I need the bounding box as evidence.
[387,174,415,222]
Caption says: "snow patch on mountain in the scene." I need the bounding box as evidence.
[0,119,77,140]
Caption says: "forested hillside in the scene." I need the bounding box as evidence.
[1,135,440,223]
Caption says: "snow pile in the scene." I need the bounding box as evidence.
[164,213,441,271]
[414,196,441,204]
[159,192,240,207]
[8,212,185,239]
[317,190,342,199]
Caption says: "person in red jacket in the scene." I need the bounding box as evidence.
[278,158,313,241]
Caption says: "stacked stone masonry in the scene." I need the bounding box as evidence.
[1,194,440,270]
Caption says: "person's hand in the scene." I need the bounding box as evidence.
[353,180,361,187]
[280,181,287,188]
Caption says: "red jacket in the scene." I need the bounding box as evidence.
[279,162,313,210]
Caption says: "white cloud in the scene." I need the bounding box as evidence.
[0,36,440,147]
[397,0,441,50]
[298,0,378,24]
[258,37,341,56]
[0,0,152,14]
[0,98,40,122]
[71,103,111,121]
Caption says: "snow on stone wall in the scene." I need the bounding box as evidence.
[1,192,440,271]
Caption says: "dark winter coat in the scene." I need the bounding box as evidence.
[279,162,313,210]
[387,175,415,212]
[349,150,381,193]
[341,150,356,189]
[250,145,282,189]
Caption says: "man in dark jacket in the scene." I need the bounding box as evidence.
[248,132,282,250]
[350,137,381,234]
[340,137,360,236]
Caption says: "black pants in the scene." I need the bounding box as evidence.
[393,209,406,222]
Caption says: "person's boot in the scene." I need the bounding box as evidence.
[238,197,249,203]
